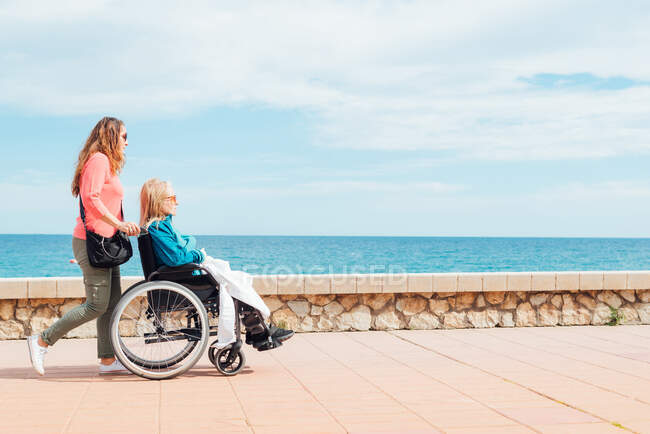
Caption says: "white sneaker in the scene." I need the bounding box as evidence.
[99,359,129,374]
[27,335,47,376]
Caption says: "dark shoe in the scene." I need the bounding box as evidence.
[269,325,294,342]
[256,339,282,352]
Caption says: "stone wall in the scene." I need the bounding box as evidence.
[2,290,649,339]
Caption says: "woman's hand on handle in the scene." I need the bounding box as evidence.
[118,221,140,236]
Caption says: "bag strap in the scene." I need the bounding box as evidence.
[79,197,124,231]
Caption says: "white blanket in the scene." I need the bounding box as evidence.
[201,255,270,348]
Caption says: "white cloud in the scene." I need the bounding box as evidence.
[1,1,650,160]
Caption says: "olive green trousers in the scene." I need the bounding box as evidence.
[41,237,122,359]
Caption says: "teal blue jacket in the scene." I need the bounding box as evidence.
[148,215,205,268]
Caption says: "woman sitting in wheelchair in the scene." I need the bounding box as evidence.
[139,178,294,351]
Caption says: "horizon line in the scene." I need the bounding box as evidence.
[2,233,650,239]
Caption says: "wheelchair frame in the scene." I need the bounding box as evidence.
[108,230,269,380]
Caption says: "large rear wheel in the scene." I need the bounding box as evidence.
[109,281,209,380]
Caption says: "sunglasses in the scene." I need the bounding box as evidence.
[166,195,177,203]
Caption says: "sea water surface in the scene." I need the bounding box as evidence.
[1,235,650,278]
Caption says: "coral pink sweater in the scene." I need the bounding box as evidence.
[73,153,124,239]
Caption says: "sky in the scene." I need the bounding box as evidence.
[1,0,650,237]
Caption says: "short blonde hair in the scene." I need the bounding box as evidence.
[140,178,172,228]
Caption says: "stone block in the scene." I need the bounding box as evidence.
[457,273,483,292]
[374,311,402,330]
[263,296,284,312]
[619,290,636,303]
[0,279,28,299]
[383,274,407,293]
[407,274,433,292]
[636,303,650,324]
[336,305,371,331]
[515,302,536,326]
[576,294,596,310]
[561,294,591,325]
[356,274,382,293]
[628,271,650,290]
[408,312,440,329]
[556,272,579,291]
[299,317,314,332]
[0,320,25,339]
[304,275,331,294]
[455,292,477,310]
[603,272,627,290]
[271,308,299,330]
[620,306,639,324]
[638,290,650,302]
[498,311,513,327]
[443,312,468,329]
[531,273,555,291]
[484,273,507,292]
[396,296,427,316]
[597,291,622,309]
[316,317,334,331]
[580,272,603,290]
[508,273,532,291]
[277,275,304,294]
[27,278,57,298]
[467,310,498,328]
[56,277,85,298]
[287,300,310,318]
[530,293,549,307]
[331,274,356,294]
[362,294,394,311]
[30,306,58,333]
[307,295,336,306]
[501,292,519,310]
[429,299,450,316]
[592,303,612,325]
[253,275,277,295]
[538,303,560,326]
[339,295,360,311]
[0,300,15,321]
[323,301,344,317]
[485,292,505,305]
[433,273,457,292]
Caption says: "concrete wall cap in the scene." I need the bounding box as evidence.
[2,271,650,299]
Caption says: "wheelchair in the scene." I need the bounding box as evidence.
[108,230,272,380]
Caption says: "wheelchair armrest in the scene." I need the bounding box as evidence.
[159,263,202,272]
[149,263,202,281]
[148,263,219,286]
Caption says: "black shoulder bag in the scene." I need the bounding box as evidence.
[79,197,133,268]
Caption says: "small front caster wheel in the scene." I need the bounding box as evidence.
[210,345,246,376]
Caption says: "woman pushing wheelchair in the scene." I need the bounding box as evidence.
[139,178,294,351]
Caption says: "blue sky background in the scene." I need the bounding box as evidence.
[1,1,650,236]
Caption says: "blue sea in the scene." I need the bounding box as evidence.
[1,235,650,278]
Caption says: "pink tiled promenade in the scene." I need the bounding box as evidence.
[2,326,650,433]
